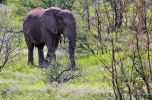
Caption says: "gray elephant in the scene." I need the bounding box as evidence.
[23,7,77,70]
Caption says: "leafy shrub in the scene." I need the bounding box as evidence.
[44,61,81,83]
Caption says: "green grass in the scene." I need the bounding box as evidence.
[0,50,111,100]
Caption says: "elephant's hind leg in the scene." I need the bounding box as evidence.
[28,45,34,65]
[38,44,45,65]
[24,36,34,65]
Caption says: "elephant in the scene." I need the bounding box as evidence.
[23,7,77,70]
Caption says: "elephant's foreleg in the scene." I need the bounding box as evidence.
[45,37,56,63]
[38,45,45,65]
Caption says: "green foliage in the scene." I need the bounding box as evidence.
[12,0,43,16]
[44,61,81,83]
[41,0,55,8]
[45,62,64,83]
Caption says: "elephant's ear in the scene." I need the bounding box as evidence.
[40,12,58,34]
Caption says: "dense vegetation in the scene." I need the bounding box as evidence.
[0,0,152,100]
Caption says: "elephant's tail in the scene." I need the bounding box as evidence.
[14,30,24,33]
[8,30,24,33]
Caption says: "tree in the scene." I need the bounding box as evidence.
[0,5,21,71]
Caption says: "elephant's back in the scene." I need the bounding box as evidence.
[25,7,45,19]
[23,7,45,32]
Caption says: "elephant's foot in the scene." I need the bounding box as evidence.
[39,62,49,68]
[44,58,51,63]
[27,62,34,66]
[38,58,54,68]
[44,57,56,64]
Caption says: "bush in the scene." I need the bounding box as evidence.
[44,61,81,83]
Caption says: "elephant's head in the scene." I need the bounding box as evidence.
[41,7,77,69]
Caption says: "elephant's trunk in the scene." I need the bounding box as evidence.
[68,36,76,69]
[60,11,77,69]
